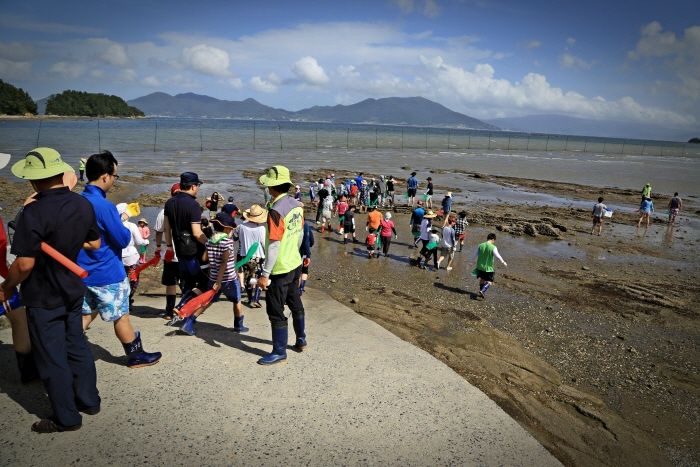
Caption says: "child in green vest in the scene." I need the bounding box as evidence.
[471,233,507,299]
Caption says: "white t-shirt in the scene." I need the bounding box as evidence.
[154,208,179,262]
[237,221,266,259]
[122,220,148,267]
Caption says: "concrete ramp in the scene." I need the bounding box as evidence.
[0,288,559,466]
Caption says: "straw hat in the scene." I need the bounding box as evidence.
[423,210,437,219]
[243,204,268,224]
[446,191,452,197]
[138,218,149,225]
[0,153,10,170]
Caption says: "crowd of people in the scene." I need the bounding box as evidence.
[0,148,686,435]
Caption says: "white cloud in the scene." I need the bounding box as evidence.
[182,44,231,76]
[49,61,86,79]
[0,58,32,80]
[416,55,694,126]
[559,53,592,70]
[337,65,360,78]
[392,0,415,13]
[292,56,329,85]
[103,43,129,67]
[90,69,105,78]
[424,0,441,18]
[250,74,280,93]
[0,14,101,35]
[226,77,243,89]
[142,75,161,87]
[524,40,542,50]
[566,37,576,46]
[0,42,39,62]
[116,68,137,82]
[627,21,700,100]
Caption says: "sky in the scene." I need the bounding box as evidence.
[0,0,698,130]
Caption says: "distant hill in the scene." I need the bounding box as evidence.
[129,92,292,120]
[128,93,497,130]
[297,97,497,129]
[487,114,694,142]
[46,90,143,117]
[0,79,37,115]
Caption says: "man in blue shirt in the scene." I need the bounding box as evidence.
[407,171,418,207]
[79,151,161,368]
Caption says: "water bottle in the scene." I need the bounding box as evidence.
[1,288,22,316]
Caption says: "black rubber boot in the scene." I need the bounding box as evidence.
[15,351,40,384]
[122,332,162,368]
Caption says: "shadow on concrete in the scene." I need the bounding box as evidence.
[166,321,271,358]
[0,341,52,418]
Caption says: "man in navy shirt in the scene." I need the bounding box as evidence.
[407,171,418,207]
[1,147,101,433]
[79,151,161,368]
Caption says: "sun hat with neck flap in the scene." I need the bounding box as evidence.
[258,165,292,187]
[11,147,74,180]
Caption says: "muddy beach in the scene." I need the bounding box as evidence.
[1,168,698,466]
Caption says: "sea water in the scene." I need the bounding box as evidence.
[1,118,698,196]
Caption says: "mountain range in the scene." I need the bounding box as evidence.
[126,93,498,130]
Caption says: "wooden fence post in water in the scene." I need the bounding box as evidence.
[401,128,404,152]
[199,121,203,152]
[346,128,349,151]
[583,139,587,152]
[253,121,256,151]
[375,128,378,149]
[467,134,471,150]
[315,128,318,151]
[507,135,511,151]
[97,119,101,152]
[603,141,607,153]
[564,135,568,151]
[641,143,645,155]
[447,131,451,150]
[545,135,549,151]
[425,128,428,151]
[526,135,530,151]
[621,141,625,155]
[153,120,158,152]
[488,132,492,150]
[36,119,42,147]
[278,124,283,151]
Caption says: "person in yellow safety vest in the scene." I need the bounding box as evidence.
[78,157,87,182]
[471,232,507,299]
[256,165,306,365]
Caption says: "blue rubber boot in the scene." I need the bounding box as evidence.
[292,316,307,352]
[233,315,249,333]
[179,315,197,336]
[257,327,288,365]
[122,332,162,368]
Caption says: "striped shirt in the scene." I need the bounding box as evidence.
[206,235,237,282]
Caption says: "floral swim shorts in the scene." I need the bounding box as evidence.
[82,276,131,321]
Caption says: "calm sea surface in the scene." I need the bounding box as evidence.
[1,118,698,196]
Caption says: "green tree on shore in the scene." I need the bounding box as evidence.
[0,79,38,115]
[45,90,144,117]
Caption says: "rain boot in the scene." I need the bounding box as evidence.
[292,316,307,352]
[257,327,288,365]
[179,315,197,336]
[15,351,40,384]
[122,332,161,368]
[233,315,249,333]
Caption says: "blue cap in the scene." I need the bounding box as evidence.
[180,171,202,185]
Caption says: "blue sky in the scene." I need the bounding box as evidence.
[1,0,698,129]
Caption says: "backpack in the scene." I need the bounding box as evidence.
[366,233,377,247]
[350,185,358,196]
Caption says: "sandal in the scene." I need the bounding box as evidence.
[31,418,81,433]
[251,302,262,308]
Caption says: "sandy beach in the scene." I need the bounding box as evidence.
[1,167,698,466]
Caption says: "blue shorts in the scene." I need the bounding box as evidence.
[209,279,241,304]
[82,276,130,321]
